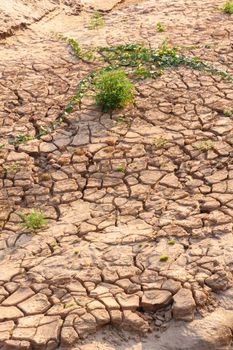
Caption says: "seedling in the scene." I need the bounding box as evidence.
[168,240,176,245]
[74,249,80,256]
[221,1,233,14]
[223,109,233,117]
[160,255,169,262]
[116,164,126,173]
[3,163,21,173]
[94,70,134,112]
[13,134,33,146]
[194,140,214,151]
[88,11,105,30]
[18,211,46,231]
[64,303,75,309]
[39,173,51,182]
[153,137,168,149]
[156,22,165,32]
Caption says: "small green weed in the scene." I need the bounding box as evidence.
[153,137,168,149]
[74,249,80,256]
[221,1,233,14]
[168,239,176,245]
[194,140,214,151]
[223,109,233,117]
[64,303,75,309]
[3,163,21,174]
[160,255,169,262]
[156,22,165,32]
[18,211,46,231]
[116,164,126,173]
[89,11,105,30]
[94,70,134,112]
[14,134,33,146]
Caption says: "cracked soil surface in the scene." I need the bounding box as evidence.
[1,0,233,349]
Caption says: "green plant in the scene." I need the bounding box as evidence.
[13,134,33,146]
[64,303,75,309]
[89,11,105,30]
[194,140,214,151]
[153,137,168,148]
[160,255,169,262]
[0,143,5,149]
[116,164,126,173]
[156,21,165,32]
[94,70,134,112]
[18,211,46,231]
[74,249,80,256]
[223,109,233,117]
[168,239,176,245]
[221,0,233,14]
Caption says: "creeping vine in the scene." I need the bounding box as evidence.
[9,36,233,144]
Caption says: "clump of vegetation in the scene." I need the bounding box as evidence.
[33,37,233,141]
[156,22,165,32]
[194,140,214,151]
[89,11,105,30]
[18,211,46,231]
[94,70,134,112]
[153,136,168,149]
[221,0,233,14]
[160,255,169,262]
[223,109,233,117]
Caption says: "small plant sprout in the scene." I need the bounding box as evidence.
[223,109,233,117]
[168,239,176,245]
[194,140,214,152]
[116,164,126,173]
[94,70,134,112]
[74,249,80,256]
[18,211,46,231]
[160,255,169,262]
[156,22,166,32]
[153,136,168,149]
[14,134,33,146]
[89,11,105,30]
[221,0,233,14]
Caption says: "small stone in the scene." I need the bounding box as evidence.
[172,288,196,321]
[61,326,79,346]
[141,290,172,311]
[116,293,139,310]
[122,311,150,333]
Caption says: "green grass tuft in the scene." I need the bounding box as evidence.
[160,255,169,262]
[18,211,46,231]
[221,0,233,14]
[156,22,166,32]
[94,70,134,112]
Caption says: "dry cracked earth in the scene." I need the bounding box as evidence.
[1,0,233,349]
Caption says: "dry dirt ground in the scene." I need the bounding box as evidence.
[1,0,233,349]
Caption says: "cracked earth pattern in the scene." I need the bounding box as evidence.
[1,0,233,349]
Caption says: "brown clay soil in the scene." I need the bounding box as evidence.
[1,0,233,349]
